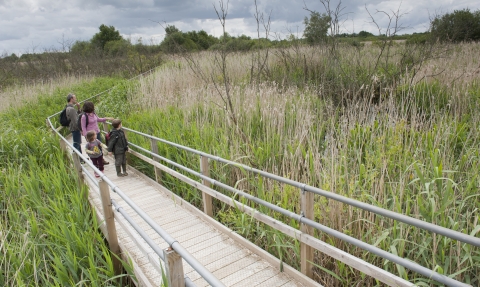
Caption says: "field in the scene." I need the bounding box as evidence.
[1,41,479,286]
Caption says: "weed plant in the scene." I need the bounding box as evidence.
[0,77,132,286]
[106,42,480,286]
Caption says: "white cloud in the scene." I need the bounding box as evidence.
[1,0,480,55]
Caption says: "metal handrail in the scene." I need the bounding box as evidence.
[45,117,225,287]
[123,127,480,248]
[123,128,477,287]
[45,76,477,286]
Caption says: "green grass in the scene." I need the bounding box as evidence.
[0,76,133,286]
[101,51,480,286]
[3,42,480,286]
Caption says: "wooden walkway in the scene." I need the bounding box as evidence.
[70,136,320,287]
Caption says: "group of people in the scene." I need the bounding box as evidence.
[64,93,129,177]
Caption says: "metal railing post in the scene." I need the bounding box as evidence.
[164,247,185,287]
[200,155,213,217]
[99,179,123,275]
[150,138,162,184]
[300,185,314,278]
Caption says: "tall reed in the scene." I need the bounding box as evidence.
[116,42,480,286]
[0,76,132,286]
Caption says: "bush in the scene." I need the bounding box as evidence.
[430,9,480,42]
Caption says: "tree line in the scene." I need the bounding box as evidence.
[0,8,478,90]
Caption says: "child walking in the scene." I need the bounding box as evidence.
[107,119,129,177]
[85,130,108,178]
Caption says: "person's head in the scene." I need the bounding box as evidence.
[82,101,95,113]
[66,93,77,104]
[86,130,96,142]
[112,119,122,129]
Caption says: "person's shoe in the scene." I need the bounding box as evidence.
[122,172,128,176]
[95,173,100,178]
[103,160,110,165]
[117,173,125,177]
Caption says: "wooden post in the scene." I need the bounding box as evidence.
[150,138,162,184]
[102,122,109,134]
[99,180,122,275]
[45,119,61,136]
[200,156,213,217]
[59,138,67,153]
[300,186,314,278]
[123,129,130,164]
[163,247,185,287]
[72,153,85,190]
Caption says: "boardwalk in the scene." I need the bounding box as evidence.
[70,136,320,287]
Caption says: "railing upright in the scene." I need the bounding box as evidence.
[72,153,85,194]
[150,139,162,184]
[163,247,186,287]
[99,179,122,275]
[102,122,109,137]
[123,129,131,165]
[200,155,213,217]
[60,138,67,153]
[300,185,315,278]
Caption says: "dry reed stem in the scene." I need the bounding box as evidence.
[0,75,94,112]
[131,43,479,283]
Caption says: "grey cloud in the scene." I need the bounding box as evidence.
[2,0,480,55]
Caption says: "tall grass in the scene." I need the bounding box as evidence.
[109,42,480,286]
[0,75,96,112]
[0,76,132,286]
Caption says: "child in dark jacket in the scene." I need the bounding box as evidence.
[85,131,108,178]
[107,119,129,177]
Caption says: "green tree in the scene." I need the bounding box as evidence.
[160,26,198,53]
[91,24,123,50]
[430,9,480,42]
[104,39,131,57]
[303,11,331,44]
[165,25,180,36]
[70,40,94,56]
[160,26,219,53]
[358,30,374,38]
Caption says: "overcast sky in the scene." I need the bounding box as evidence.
[1,0,479,56]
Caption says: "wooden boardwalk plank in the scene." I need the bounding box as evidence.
[69,137,320,287]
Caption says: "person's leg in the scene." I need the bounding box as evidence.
[115,154,123,176]
[96,132,103,143]
[120,153,128,176]
[98,155,105,172]
[91,157,100,177]
[72,130,82,153]
[72,130,84,163]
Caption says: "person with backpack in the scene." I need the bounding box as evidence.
[107,119,129,177]
[80,101,114,165]
[64,93,83,160]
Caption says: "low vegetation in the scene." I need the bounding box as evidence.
[106,41,479,286]
[2,4,480,286]
[0,77,133,286]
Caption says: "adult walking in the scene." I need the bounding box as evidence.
[65,93,83,162]
[80,101,114,164]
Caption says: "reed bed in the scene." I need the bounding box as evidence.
[0,75,96,112]
[115,43,480,286]
[0,77,132,286]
